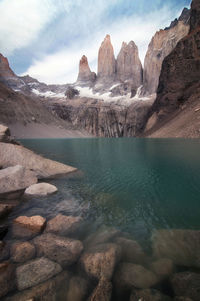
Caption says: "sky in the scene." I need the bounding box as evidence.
[0,0,191,84]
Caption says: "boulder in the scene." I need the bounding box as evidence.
[11,241,35,263]
[0,124,10,142]
[16,257,62,291]
[130,288,172,301]
[170,272,200,301]
[66,276,89,301]
[113,262,159,296]
[80,243,121,280]
[0,261,16,298]
[0,142,77,179]
[13,215,46,239]
[24,183,58,197]
[150,258,174,279]
[0,165,37,198]
[4,270,70,301]
[33,233,83,267]
[152,229,200,268]
[89,278,112,301]
[0,241,10,262]
[0,203,15,218]
[114,237,147,264]
[45,214,83,236]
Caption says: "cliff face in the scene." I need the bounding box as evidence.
[97,35,116,82]
[77,55,96,85]
[142,9,190,96]
[51,98,153,137]
[0,54,16,79]
[144,0,200,137]
[116,41,143,89]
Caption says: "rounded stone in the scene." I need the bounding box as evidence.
[25,183,58,197]
[11,241,35,263]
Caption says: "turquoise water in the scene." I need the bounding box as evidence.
[19,138,200,244]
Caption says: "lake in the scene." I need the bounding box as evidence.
[18,138,200,247]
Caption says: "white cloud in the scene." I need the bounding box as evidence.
[0,0,57,54]
[22,5,178,84]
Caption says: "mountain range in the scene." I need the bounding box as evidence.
[0,1,199,138]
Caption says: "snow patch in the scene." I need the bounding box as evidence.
[32,88,65,98]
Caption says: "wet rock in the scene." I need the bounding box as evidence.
[84,226,121,249]
[170,272,200,301]
[0,261,16,298]
[45,214,83,236]
[66,276,89,301]
[89,278,112,301]
[114,237,146,264]
[11,241,35,263]
[0,165,37,198]
[130,288,172,301]
[80,243,121,280]
[152,229,200,268]
[16,257,62,291]
[0,241,10,261]
[150,258,174,279]
[0,203,15,218]
[24,183,58,197]
[13,215,46,239]
[33,233,83,267]
[114,262,159,297]
[4,270,70,301]
[0,142,77,179]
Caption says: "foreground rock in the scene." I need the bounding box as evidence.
[114,237,146,264]
[89,278,112,301]
[16,257,62,291]
[114,262,159,298]
[150,258,174,279]
[25,183,58,197]
[14,215,46,233]
[80,243,121,280]
[33,233,83,267]
[66,276,89,301]
[152,229,200,268]
[0,142,77,179]
[4,270,69,301]
[0,165,37,198]
[45,214,83,236]
[0,261,16,298]
[130,288,172,301]
[11,241,35,263]
[0,241,10,262]
[170,272,200,301]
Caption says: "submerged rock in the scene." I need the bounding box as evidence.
[16,257,62,291]
[0,165,37,198]
[11,241,35,263]
[113,262,159,297]
[0,203,15,218]
[25,183,58,197]
[152,229,200,268]
[33,233,83,267]
[114,237,147,264]
[13,215,46,239]
[66,276,89,301]
[0,261,16,298]
[0,241,10,262]
[130,288,172,301]
[150,258,174,279]
[80,243,121,280]
[0,142,77,179]
[89,278,112,301]
[170,272,200,301]
[4,270,70,301]
[45,214,83,236]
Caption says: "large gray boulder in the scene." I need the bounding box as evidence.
[0,165,37,198]
[152,229,200,268]
[33,233,83,267]
[0,142,77,179]
[16,257,62,291]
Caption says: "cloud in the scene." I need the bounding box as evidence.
[0,0,57,55]
[22,4,181,84]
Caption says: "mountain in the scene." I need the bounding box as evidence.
[144,0,200,138]
[142,8,190,96]
[77,55,96,86]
